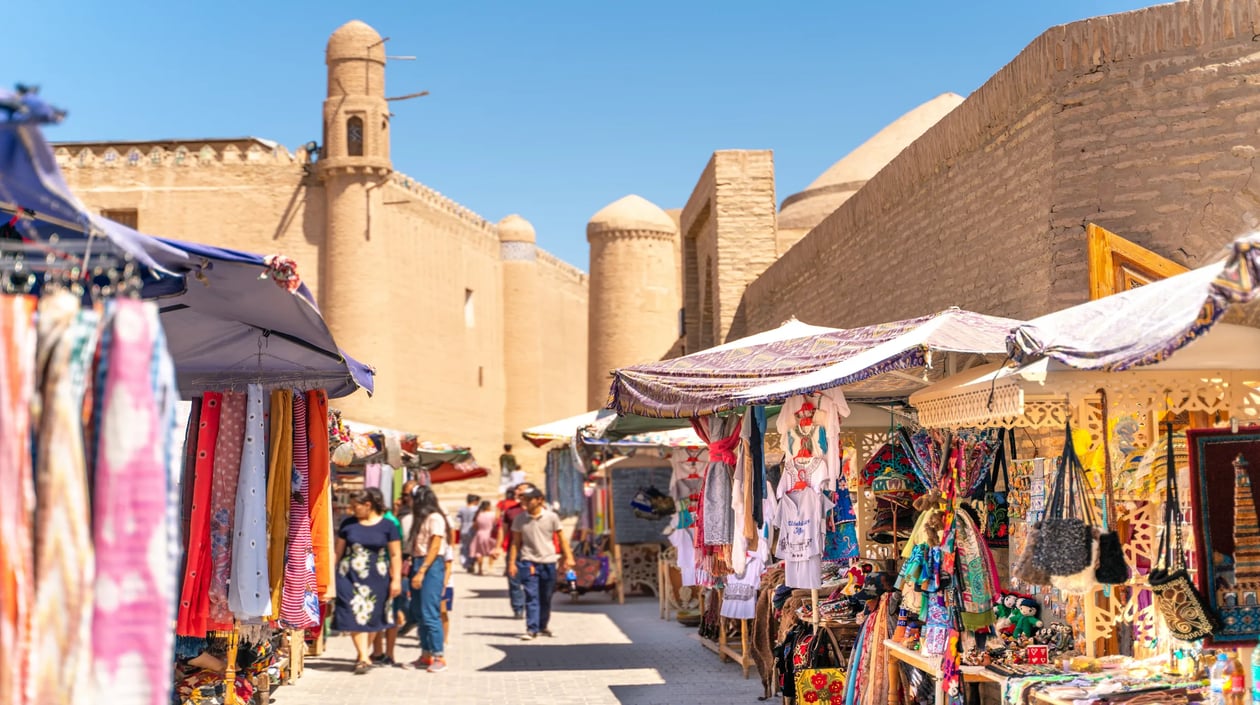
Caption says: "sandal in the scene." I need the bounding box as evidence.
[353,661,372,675]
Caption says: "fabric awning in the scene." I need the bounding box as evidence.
[0,112,373,398]
[910,322,1260,428]
[609,308,1019,418]
[521,409,614,447]
[1008,232,1260,371]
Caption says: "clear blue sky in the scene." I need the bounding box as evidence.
[12,0,1156,268]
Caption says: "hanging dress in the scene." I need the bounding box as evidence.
[229,384,272,620]
[0,294,35,705]
[177,393,222,636]
[31,293,98,704]
[91,299,179,705]
[280,393,319,628]
[305,390,334,600]
[207,392,247,629]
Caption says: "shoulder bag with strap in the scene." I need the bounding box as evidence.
[1147,419,1220,640]
[1094,390,1130,585]
[983,429,1012,547]
[1032,420,1097,577]
[793,626,847,705]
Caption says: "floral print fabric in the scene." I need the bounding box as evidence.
[333,518,400,632]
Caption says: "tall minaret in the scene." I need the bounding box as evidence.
[499,214,543,459]
[586,195,680,409]
[320,20,393,411]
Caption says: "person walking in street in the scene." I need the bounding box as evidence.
[469,500,497,575]
[455,493,480,572]
[508,488,574,641]
[332,488,402,675]
[402,485,451,673]
[497,484,530,618]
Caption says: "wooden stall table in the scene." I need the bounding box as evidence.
[884,640,991,705]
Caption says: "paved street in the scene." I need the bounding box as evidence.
[272,567,765,705]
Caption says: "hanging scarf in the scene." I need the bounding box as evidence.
[32,293,98,704]
[305,390,334,600]
[91,299,177,705]
[150,311,182,699]
[206,392,246,629]
[690,415,741,579]
[280,393,319,628]
[229,384,272,620]
[266,389,293,621]
[953,508,999,631]
[177,393,222,636]
[0,295,35,705]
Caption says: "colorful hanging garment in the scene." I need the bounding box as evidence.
[0,295,35,705]
[305,390,334,600]
[91,300,178,705]
[689,415,741,580]
[31,293,98,704]
[280,393,319,628]
[206,392,247,629]
[176,393,222,636]
[230,384,272,619]
[266,389,294,621]
[150,310,182,696]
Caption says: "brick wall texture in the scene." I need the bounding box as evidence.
[57,143,589,495]
[736,0,1260,336]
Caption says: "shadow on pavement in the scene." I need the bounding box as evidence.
[479,643,657,672]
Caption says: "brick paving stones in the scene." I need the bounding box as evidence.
[271,567,764,705]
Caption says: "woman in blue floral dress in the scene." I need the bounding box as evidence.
[333,488,401,674]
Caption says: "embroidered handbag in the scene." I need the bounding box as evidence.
[1033,421,1097,577]
[1148,419,1221,640]
[1094,391,1131,585]
[793,625,846,705]
[982,429,1012,547]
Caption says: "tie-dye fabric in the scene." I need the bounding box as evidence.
[31,292,98,705]
[0,295,36,705]
[91,299,178,705]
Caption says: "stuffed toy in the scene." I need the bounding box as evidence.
[993,593,1020,635]
[1010,598,1043,640]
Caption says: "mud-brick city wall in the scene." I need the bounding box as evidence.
[738,0,1260,335]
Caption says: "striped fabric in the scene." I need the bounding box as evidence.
[0,295,36,705]
[280,393,320,628]
[31,292,98,704]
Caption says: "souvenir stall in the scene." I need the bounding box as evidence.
[608,309,1018,701]
[327,415,486,521]
[0,97,374,705]
[892,234,1260,704]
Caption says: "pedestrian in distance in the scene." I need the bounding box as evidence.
[455,493,480,572]
[508,488,574,641]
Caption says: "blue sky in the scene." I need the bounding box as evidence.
[11,0,1156,267]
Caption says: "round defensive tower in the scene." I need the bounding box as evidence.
[319,20,393,411]
[499,214,543,452]
[586,194,680,409]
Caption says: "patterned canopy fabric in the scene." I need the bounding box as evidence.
[608,309,1019,418]
[1008,233,1260,371]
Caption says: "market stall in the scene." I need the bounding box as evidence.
[0,97,373,705]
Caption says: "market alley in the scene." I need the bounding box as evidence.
[272,568,762,705]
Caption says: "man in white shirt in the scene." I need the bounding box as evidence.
[508,488,574,640]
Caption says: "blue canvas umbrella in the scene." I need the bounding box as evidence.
[0,91,373,398]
